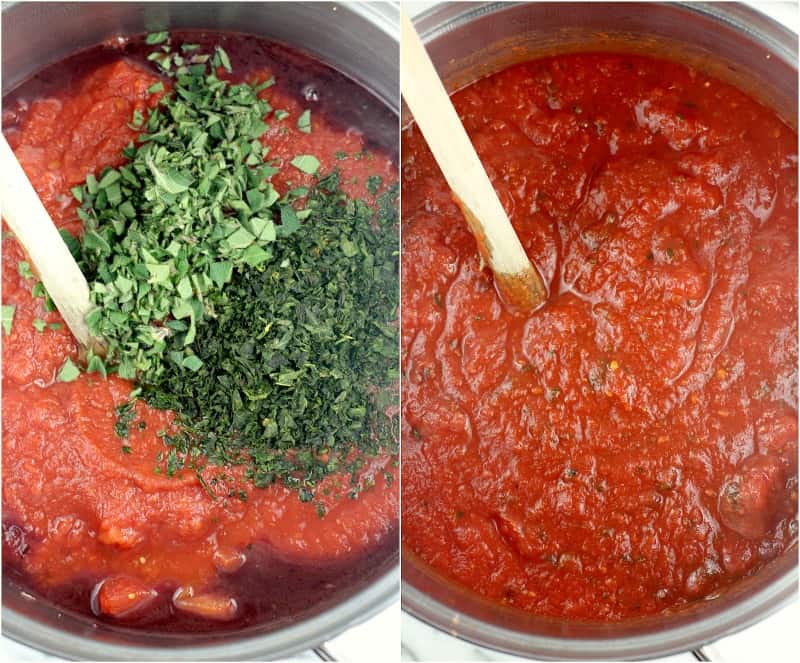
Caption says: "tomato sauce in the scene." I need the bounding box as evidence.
[401,53,798,620]
[2,32,398,628]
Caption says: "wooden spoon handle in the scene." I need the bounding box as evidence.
[400,10,547,312]
[0,134,95,348]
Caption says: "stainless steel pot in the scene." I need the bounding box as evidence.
[403,3,798,660]
[1,2,398,660]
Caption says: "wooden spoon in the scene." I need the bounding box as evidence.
[0,134,100,350]
[400,11,547,313]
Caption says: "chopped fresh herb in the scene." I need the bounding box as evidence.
[366,175,382,195]
[114,400,137,438]
[214,46,232,73]
[121,445,133,454]
[297,109,312,133]
[86,353,108,378]
[139,177,399,497]
[72,39,278,379]
[334,150,348,161]
[2,304,15,335]
[59,229,81,259]
[32,318,47,333]
[57,358,81,382]
[147,81,165,94]
[145,31,169,45]
[68,36,397,502]
[18,261,34,280]
[48,322,62,331]
[274,109,289,120]
[291,154,320,174]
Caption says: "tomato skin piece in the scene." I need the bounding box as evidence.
[94,575,157,618]
[213,547,246,574]
[172,586,238,621]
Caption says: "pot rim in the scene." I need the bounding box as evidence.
[402,2,798,660]
[1,1,400,660]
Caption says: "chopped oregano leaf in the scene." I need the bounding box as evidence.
[87,353,108,378]
[145,31,169,45]
[57,358,81,382]
[215,46,232,72]
[17,261,34,280]
[297,109,312,133]
[2,304,15,335]
[291,154,320,174]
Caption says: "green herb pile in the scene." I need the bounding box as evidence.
[61,34,399,501]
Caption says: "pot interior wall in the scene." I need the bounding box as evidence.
[403,1,797,128]
[2,1,398,113]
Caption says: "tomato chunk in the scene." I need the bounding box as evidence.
[94,575,157,618]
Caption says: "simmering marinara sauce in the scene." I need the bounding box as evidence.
[402,53,798,620]
[2,33,397,629]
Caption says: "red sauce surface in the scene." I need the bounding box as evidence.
[2,33,397,629]
[401,53,798,620]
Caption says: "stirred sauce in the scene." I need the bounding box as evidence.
[402,53,797,620]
